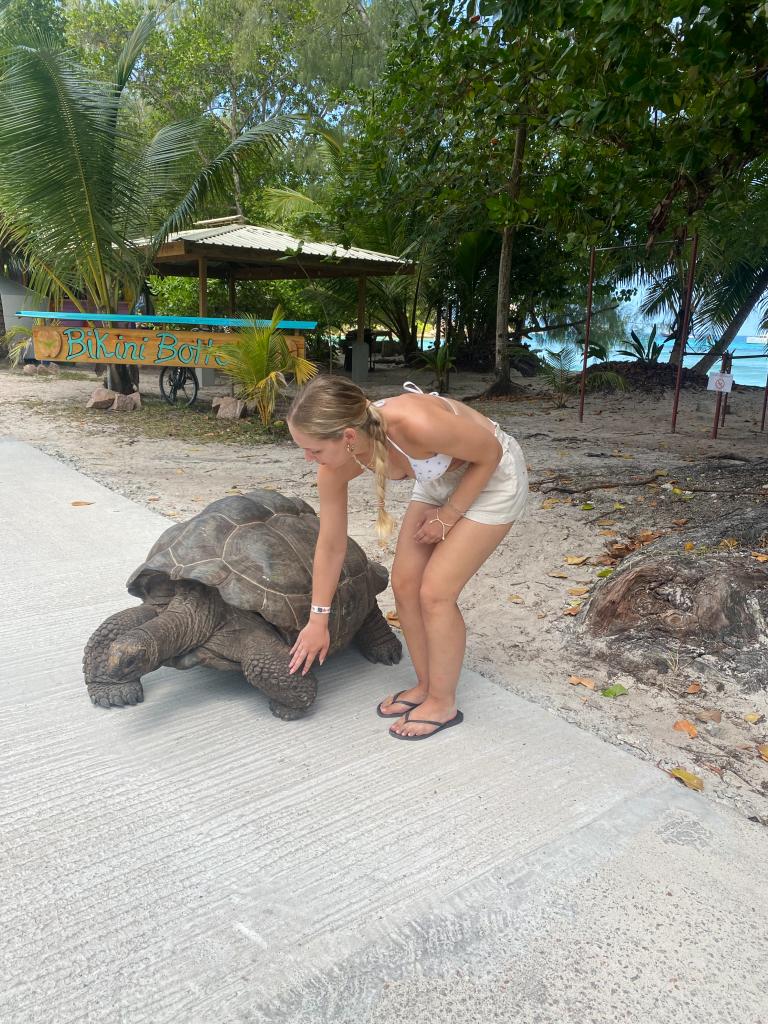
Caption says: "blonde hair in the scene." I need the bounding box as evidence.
[288,376,396,543]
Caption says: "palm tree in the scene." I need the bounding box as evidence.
[217,307,318,426]
[0,14,293,392]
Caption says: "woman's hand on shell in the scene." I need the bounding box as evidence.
[289,620,330,675]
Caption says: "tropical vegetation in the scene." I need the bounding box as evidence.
[1,1,767,393]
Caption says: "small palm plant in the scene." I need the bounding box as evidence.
[617,324,666,364]
[538,347,626,408]
[218,308,318,426]
[417,341,457,393]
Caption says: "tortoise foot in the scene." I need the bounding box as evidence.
[268,699,308,721]
[88,680,144,708]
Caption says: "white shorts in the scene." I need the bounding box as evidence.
[410,424,528,525]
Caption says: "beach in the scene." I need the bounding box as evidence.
[2,363,767,822]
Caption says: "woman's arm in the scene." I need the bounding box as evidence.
[309,465,353,613]
[289,463,358,675]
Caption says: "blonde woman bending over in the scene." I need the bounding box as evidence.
[287,377,528,741]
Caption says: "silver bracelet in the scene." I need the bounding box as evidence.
[310,604,332,614]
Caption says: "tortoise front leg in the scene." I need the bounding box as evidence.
[83,605,157,708]
[240,621,317,720]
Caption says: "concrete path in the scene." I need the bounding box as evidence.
[1,438,766,1024]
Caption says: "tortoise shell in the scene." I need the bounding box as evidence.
[126,489,387,639]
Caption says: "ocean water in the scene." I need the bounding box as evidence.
[612,335,768,388]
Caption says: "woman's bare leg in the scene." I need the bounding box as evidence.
[390,517,512,737]
[377,501,438,714]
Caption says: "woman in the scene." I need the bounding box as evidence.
[286,377,528,740]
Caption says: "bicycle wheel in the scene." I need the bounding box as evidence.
[160,366,198,407]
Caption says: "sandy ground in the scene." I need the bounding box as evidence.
[2,362,767,823]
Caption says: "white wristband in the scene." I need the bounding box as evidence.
[310,604,332,614]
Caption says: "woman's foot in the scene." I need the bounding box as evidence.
[376,685,428,718]
[389,697,458,738]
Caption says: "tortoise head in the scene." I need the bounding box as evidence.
[107,630,159,680]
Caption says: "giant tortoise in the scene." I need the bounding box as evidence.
[83,489,402,718]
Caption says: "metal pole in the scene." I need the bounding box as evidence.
[578,246,596,423]
[720,352,732,428]
[671,232,699,433]
[711,353,728,439]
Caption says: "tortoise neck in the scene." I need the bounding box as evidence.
[131,583,223,666]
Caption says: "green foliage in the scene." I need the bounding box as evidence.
[537,347,626,407]
[0,16,292,320]
[417,342,456,392]
[217,307,318,425]
[618,324,665,365]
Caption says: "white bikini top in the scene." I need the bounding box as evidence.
[373,381,459,482]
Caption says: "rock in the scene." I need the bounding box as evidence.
[211,397,224,411]
[86,387,118,410]
[22,364,37,375]
[110,392,141,412]
[216,397,246,420]
[37,363,60,375]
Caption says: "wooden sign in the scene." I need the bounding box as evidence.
[32,326,305,367]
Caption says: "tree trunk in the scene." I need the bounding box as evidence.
[484,122,527,398]
[692,264,768,374]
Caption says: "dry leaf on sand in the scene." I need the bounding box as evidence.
[569,675,596,689]
[565,555,589,565]
[695,709,722,723]
[686,682,702,695]
[71,500,94,507]
[673,720,698,739]
[568,586,589,597]
[669,767,704,792]
[744,712,765,725]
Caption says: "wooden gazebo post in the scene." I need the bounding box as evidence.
[351,275,368,384]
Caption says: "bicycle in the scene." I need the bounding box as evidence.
[159,366,199,407]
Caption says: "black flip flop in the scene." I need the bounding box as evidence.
[376,689,423,719]
[389,708,464,740]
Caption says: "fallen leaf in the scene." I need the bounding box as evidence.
[686,682,702,695]
[613,502,625,511]
[548,571,569,579]
[562,605,582,616]
[601,684,628,698]
[175,468,185,475]
[565,555,589,565]
[669,767,704,791]
[569,675,596,689]
[750,551,768,563]
[580,502,595,510]
[507,594,525,604]
[70,500,93,507]
[673,719,698,739]
[568,586,590,596]
[598,529,617,537]
[541,498,560,510]
[596,519,616,526]
[385,611,401,628]
[744,712,766,725]
[702,763,724,777]
[672,518,689,527]
[719,537,739,550]
[594,552,618,565]
[684,542,696,552]
[596,568,615,578]
[638,529,662,544]
[607,541,638,558]
[147,496,159,502]
[536,612,547,619]
[655,469,669,476]
[695,709,722,723]
[758,745,768,762]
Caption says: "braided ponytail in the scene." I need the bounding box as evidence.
[364,403,396,543]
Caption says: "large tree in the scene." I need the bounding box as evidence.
[0,13,292,392]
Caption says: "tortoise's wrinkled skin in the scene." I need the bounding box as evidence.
[83,490,402,719]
